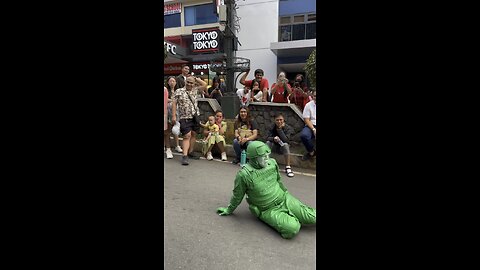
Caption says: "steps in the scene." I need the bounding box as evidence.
[167,137,316,170]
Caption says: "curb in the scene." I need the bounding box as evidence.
[167,137,316,170]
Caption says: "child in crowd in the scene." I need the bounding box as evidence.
[201,116,219,145]
[200,115,226,160]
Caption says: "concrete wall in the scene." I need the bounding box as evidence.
[234,0,279,90]
[197,99,306,145]
[247,102,305,144]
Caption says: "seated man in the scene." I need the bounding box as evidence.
[266,113,295,177]
[217,141,316,239]
[301,90,316,160]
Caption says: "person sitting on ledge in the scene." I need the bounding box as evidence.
[232,106,258,165]
[266,113,295,177]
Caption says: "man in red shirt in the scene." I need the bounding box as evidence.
[240,68,269,102]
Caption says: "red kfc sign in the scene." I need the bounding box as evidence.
[164,63,183,75]
[164,3,181,15]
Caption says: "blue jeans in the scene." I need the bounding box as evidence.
[300,125,316,153]
[233,139,251,160]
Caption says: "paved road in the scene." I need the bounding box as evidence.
[164,154,317,270]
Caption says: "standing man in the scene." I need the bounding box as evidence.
[172,76,208,165]
[266,113,295,177]
[239,68,269,102]
[300,90,316,160]
[175,64,190,89]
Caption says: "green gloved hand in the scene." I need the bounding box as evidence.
[217,207,231,216]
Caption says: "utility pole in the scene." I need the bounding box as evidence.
[220,0,241,119]
[224,0,236,94]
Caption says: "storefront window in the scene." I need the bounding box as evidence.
[185,3,218,26]
[292,24,305,41]
[306,23,316,39]
[164,13,181,28]
[278,13,316,42]
[280,25,292,41]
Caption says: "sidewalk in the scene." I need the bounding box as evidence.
[167,137,316,170]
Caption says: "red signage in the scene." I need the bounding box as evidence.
[164,3,181,15]
[164,63,183,75]
[164,62,211,75]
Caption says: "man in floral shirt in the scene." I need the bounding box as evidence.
[172,76,207,165]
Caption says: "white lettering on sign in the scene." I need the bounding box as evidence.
[164,3,181,15]
[193,40,218,50]
[164,41,177,55]
[192,29,219,52]
[192,64,211,70]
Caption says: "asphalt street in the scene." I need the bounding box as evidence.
[164,153,317,270]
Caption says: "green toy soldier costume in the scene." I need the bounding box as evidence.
[217,141,316,239]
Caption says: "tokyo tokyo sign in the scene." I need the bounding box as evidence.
[192,28,220,53]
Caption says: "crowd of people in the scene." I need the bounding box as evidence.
[236,68,314,111]
[164,64,317,178]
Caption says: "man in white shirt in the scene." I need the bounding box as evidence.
[300,90,316,160]
[236,86,252,106]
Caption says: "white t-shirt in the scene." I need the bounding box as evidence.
[252,90,263,102]
[236,89,252,106]
[302,100,316,126]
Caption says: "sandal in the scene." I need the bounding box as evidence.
[285,166,294,177]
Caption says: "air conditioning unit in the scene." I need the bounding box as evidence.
[219,5,227,22]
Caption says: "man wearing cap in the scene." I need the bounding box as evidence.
[240,68,269,102]
[217,141,316,239]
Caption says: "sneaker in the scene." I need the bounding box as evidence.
[181,155,189,165]
[175,146,183,153]
[206,152,213,160]
[221,152,227,161]
[166,148,173,159]
[188,152,200,160]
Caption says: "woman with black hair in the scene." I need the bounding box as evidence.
[289,74,310,111]
[206,76,224,105]
[232,106,258,165]
[164,76,183,159]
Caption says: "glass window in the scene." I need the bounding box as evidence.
[280,16,291,24]
[184,3,218,26]
[306,23,316,39]
[293,15,305,23]
[307,14,316,22]
[164,13,181,28]
[280,25,292,41]
[292,24,305,40]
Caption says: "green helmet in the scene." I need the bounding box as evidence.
[246,141,271,159]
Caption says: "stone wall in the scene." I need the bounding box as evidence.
[247,102,305,144]
[197,98,221,123]
[197,99,306,145]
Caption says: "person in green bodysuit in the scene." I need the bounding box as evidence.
[217,141,316,239]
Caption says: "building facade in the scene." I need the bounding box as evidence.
[163,0,316,89]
